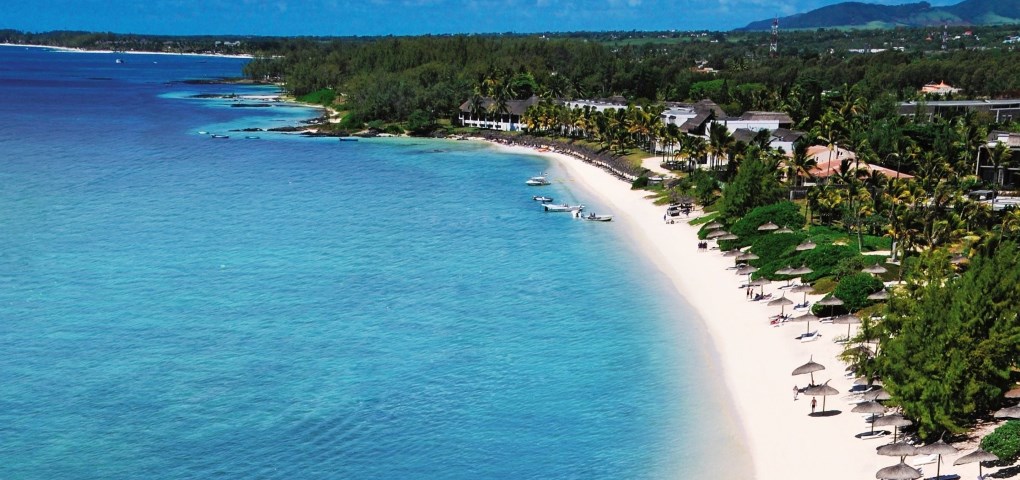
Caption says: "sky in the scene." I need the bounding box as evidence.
[1,0,960,36]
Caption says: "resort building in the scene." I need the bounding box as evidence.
[919,81,962,95]
[975,131,1020,187]
[659,100,725,135]
[731,127,805,154]
[898,99,1020,123]
[804,145,913,181]
[709,111,794,133]
[458,95,540,131]
[561,96,629,113]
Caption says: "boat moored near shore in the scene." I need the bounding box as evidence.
[526,175,551,186]
[544,203,584,212]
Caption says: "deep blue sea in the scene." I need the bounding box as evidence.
[0,46,748,479]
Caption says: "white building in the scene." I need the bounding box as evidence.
[562,96,629,113]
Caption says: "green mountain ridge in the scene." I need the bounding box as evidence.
[739,0,1020,31]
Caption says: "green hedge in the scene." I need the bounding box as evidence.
[981,420,1020,464]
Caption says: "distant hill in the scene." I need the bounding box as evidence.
[739,0,1020,31]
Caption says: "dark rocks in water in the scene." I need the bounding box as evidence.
[229,128,265,132]
[230,103,273,108]
[268,126,304,132]
[182,78,260,85]
[190,93,238,99]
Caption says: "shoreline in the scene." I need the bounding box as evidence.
[483,140,992,479]
[0,43,254,59]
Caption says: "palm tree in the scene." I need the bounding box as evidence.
[986,141,1013,195]
[707,122,734,172]
[789,138,817,187]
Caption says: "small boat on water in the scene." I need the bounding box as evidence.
[526,175,550,186]
[211,134,229,139]
[532,196,553,203]
[338,137,358,142]
[544,204,584,212]
[245,136,260,139]
[578,212,613,222]
[198,131,209,135]
[115,58,123,64]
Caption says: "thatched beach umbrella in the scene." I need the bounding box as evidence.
[736,266,758,277]
[864,388,892,402]
[790,265,814,276]
[868,289,890,300]
[718,233,739,241]
[846,345,875,360]
[803,380,839,413]
[877,442,918,460]
[875,461,922,480]
[1005,386,1020,399]
[791,283,814,304]
[818,296,844,306]
[796,240,817,251]
[757,221,780,231]
[768,295,794,316]
[916,438,958,480]
[774,226,794,234]
[954,448,998,477]
[817,295,844,316]
[832,314,862,341]
[736,252,760,262]
[776,266,796,276]
[722,249,744,257]
[994,402,1020,419]
[949,254,968,265]
[706,229,728,239]
[852,401,889,433]
[873,414,912,442]
[863,264,888,275]
[792,356,825,385]
[789,313,819,335]
[704,221,723,230]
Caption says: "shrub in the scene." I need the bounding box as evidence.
[798,244,857,282]
[632,176,649,189]
[339,112,365,130]
[729,202,806,246]
[815,272,883,315]
[981,420,1020,464]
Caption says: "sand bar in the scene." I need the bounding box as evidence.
[488,141,993,480]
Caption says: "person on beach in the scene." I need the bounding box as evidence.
[793,385,799,401]
[810,397,817,414]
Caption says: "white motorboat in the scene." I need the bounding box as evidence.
[526,175,550,186]
[532,196,553,203]
[544,203,584,212]
[575,211,612,221]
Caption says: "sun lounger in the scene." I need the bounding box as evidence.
[855,430,891,440]
[798,331,820,342]
[912,454,937,466]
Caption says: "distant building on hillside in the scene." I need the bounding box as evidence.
[898,99,1020,123]
[920,81,962,95]
[458,95,540,131]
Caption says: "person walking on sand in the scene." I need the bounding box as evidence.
[793,385,798,401]
[810,397,817,414]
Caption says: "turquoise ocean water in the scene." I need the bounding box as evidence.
[0,46,748,479]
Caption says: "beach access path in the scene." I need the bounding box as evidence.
[488,142,991,480]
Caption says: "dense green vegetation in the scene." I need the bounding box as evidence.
[982,420,1020,464]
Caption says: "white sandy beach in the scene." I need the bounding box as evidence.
[0,43,254,59]
[489,142,993,480]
